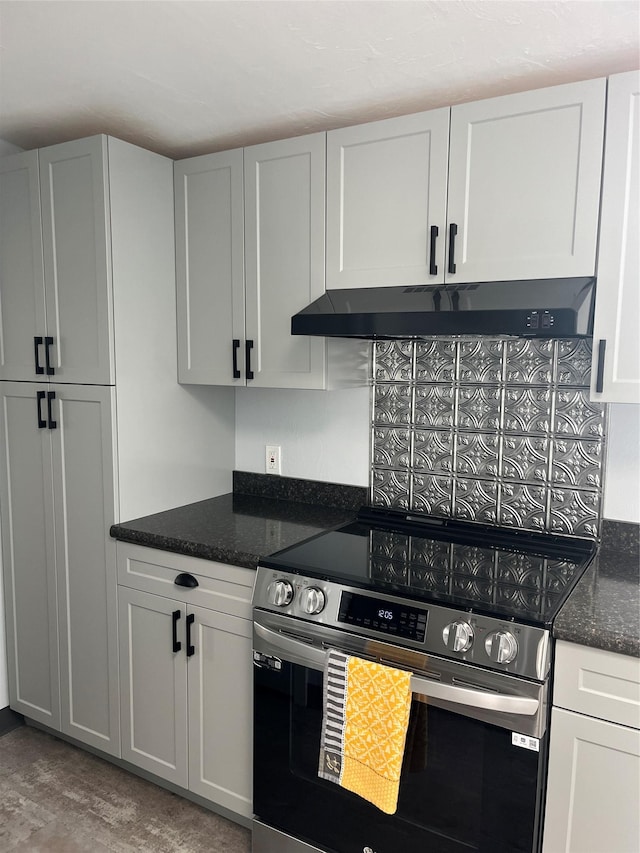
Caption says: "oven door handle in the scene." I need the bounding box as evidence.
[254,622,539,717]
[408,674,538,716]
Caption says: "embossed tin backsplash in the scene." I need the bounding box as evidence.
[371,339,606,538]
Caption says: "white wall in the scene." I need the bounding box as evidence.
[235,385,370,486]
[603,403,640,523]
[235,389,640,525]
[0,137,23,709]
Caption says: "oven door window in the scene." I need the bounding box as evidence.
[254,662,546,853]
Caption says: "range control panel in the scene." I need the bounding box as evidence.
[252,566,552,681]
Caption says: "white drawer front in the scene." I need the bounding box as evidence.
[553,640,640,729]
[116,542,254,620]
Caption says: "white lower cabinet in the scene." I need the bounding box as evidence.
[543,642,640,853]
[117,544,254,820]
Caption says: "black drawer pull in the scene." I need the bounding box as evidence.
[36,391,47,429]
[44,336,55,375]
[47,391,57,430]
[448,223,458,275]
[246,339,254,381]
[232,339,241,379]
[429,225,439,276]
[174,572,199,588]
[34,336,44,375]
[186,613,195,657]
[172,610,182,653]
[595,339,606,394]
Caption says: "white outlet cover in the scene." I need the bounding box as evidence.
[265,445,282,475]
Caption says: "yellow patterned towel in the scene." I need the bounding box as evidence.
[318,650,412,814]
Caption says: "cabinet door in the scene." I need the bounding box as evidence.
[118,587,189,787]
[39,136,114,384]
[244,133,329,389]
[326,110,450,288]
[52,384,120,756]
[543,707,640,853]
[174,150,246,386]
[447,79,605,283]
[188,604,252,818]
[0,382,60,728]
[591,71,640,404]
[0,152,47,381]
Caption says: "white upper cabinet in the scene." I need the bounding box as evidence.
[590,70,640,405]
[39,138,115,384]
[447,78,605,282]
[244,132,329,389]
[176,133,364,389]
[0,152,46,381]
[0,137,115,384]
[326,78,606,288]
[174,149,245,386]
[326,109,450,288]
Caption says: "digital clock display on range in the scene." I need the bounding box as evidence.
[338,592,427,643]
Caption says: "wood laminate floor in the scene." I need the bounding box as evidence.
[0,725,251,852]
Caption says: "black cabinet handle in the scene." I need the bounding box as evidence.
[595,339,606,393]
[44,337,55,375]
[174,572,199,589]
[172,610,182,653]
[448,223,458,275]
[186,613,195,657]
[47,391,57,430]
[232,339,241,379]
[245,340,254,381]
[429,225,439,276]
[36,391,47,429]
[34,336,44,375]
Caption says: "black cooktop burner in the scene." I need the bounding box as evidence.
[259,507,596,628]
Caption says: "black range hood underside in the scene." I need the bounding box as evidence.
[291,277,596,340]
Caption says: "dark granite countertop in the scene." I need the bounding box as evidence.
[109,472,366,570]
[554,521,640,658]
[111,475,639,658]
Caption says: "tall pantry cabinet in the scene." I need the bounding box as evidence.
[0,135,234,755]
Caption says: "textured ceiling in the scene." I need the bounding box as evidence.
[1,0,639,159]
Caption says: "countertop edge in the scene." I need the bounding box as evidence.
[553,622,639,658]
[110,527,260,570]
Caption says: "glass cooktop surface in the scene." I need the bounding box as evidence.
[259,508,595,627]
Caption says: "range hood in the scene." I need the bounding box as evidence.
[291,278,596,339]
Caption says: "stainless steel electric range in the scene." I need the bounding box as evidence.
[252,506,595,853]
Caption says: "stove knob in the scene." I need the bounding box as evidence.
[442,620,474,653]
[485,630,518,664]
[267,579,294,607]
[299,586,326,615]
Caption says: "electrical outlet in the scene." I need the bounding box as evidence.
[265,445,282,475]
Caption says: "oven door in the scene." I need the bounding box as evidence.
[253,609,549,853]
